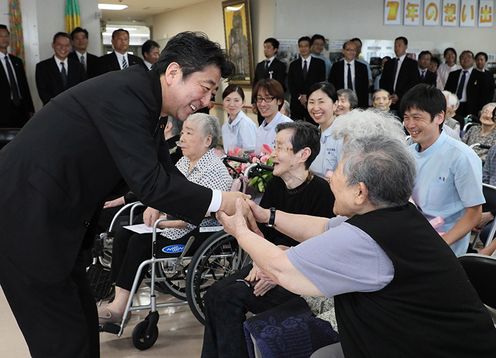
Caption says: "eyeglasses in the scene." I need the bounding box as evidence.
[273,144,293,153]
[256,96,276,104]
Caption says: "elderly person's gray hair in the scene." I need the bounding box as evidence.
[331,109,406,143]
[186,113,221,148]
[281,100,291,117]
[441,90,459,110]
[336,89,358,109]
[342,135,416,208]
[481,102,496,113]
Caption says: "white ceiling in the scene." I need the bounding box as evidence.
[100,0,208,22]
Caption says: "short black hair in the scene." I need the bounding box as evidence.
[350,37,362,46]
[395,36,408,46]
[443,47,457,58]
[222,84,245,101]
[310,34,325,46]
[53,32,71,43]
[112,28,129,39]
[430,57,440,66]
[460,50,474,59]
[418,50,432,60]
[70,27,88,40]
[476,51,488,62]
[308,81,337,102]
[276,121,321,169]
[0,24,9,34]
[298,36,311,46]
[253,79,285,110]
[153,31,233,80]
[400,83,446,130]
[264,37,279,50]
[142,39,160,56]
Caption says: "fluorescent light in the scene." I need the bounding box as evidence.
[98,3,128,10]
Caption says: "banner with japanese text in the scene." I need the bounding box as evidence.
[479,0,494,26]
[384,0,403,25]
[424,0,442,25]
[404,0,421,25]
[442,0,460,26]
[460,0,477,26]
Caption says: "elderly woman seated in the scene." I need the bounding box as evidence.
[201,121,335,358]
[463,102,496,162]
[98,113,233,324]
[218,109,496,357]
[334,88,358,117]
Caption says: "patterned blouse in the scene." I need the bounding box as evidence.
[160,149,233,239]
[462,125,496,162]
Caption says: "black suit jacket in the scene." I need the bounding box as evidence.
[328,60,369,108]
[0,53,34,127]
[444,69,492,117]
[380,56,420,108]
[68,51,99,79]
[0,66,212,283]
[288,56,326,121]
[96,52,144,75]
[419,69,437,87]
[35,56,86,105]
[253,58,286,91]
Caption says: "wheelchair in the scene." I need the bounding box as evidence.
[96,157,270,350]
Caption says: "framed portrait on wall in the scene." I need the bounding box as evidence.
[222,0,254,85]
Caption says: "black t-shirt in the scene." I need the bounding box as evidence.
[258,174,335,247]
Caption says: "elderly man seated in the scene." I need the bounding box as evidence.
[98,113,233,324]
[217,109,496,357]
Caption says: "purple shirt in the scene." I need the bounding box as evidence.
[287,216,394,297]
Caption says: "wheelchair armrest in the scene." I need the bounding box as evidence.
[108,201,143,232]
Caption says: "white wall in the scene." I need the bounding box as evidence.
[274,0,496,56]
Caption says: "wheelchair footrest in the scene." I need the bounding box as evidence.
[100,322,121,334]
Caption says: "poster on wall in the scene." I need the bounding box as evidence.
[384,0,403,25]
[460,0,477,27]
[442,0,459,26]
[424,0,442,25]
[404,0,421,25]
[478,0,494,27]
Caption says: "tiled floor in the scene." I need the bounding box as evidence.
[0,287,204,357]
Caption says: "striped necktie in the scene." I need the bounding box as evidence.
[122,56,128,69]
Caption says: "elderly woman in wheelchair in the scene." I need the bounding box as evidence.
[98,113,232,324]
[201,121,335,358]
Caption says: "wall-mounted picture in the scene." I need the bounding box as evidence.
[222,0,254,85]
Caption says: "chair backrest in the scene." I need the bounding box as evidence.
[482,184,496,211]
[459,254,496,308]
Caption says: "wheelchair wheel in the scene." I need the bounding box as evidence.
[185,231,247,324]
[152,259,190,300]
[132,312,159,350]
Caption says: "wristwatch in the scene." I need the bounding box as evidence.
[267,207,276,227]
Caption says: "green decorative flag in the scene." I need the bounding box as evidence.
[65,0,81,33]
[8,0,25,60]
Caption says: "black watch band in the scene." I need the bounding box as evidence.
[267,207,276,227]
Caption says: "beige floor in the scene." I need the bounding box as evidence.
[0,287,204,357]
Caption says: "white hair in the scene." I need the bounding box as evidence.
[331,108,406,144]
[441,90,459,110]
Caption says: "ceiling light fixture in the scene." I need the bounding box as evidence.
[98,3,128,10]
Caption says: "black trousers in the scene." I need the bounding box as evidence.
[201,264,298,358]
[0,250,99,358]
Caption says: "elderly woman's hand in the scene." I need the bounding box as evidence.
[217,198,252,238]
[143,207,161,227]
[247,200,271,224]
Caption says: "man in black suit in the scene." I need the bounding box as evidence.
[0,31,246,358]
[288,36,326,123]
[69,27,99,79]
[379,36,419,111]
[0,24,34,128]
[142,39,160,70]
[35,32,86,105]
[445,50,493,124]
[253,37,286,123]
[475,51,495,102]
[328,40,369,108]
[97,28,144,75]
[418,50,437,86]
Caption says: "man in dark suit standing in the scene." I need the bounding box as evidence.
[0,24,34,128]
[328,40,369,108]
[418,50,437,86]
[288,36,326,123]
[475,51,495,102]
[142,39,160,71]
[253,37,286,123]
[35,32,86,105]
[69,27,99,79]
[97,28,144,75]
[0,31,247,358]
[379,36,419,111]
[445,50,493,124]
